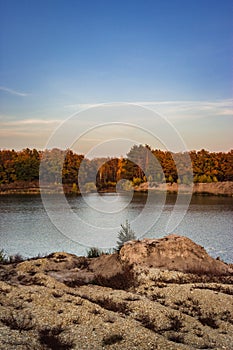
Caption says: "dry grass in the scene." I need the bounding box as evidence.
[95,296,130,315]
[102,334,124,346]
[38,325,74,350]
[1,311,34,332]
[198,311,219,329]
[93,265,137,290]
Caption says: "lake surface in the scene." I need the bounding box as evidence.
[0,193,233,263]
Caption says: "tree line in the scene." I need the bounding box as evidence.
[0,146,232,189]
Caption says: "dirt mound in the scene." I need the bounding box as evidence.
[5,235,232,288]
[120,234,232,275]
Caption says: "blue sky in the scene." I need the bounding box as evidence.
[0,0,232,153]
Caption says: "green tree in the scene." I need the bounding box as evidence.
[14,148,40,181]
[116,220,136,251]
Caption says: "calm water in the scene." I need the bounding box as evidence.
[0,193,232,263]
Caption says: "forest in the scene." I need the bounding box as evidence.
[0,146,232,191]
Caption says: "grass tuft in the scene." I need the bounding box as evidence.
[102,334,123,346]
[38,325,74,350]
[1,311,34,332]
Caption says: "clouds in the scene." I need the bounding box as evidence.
[133,99,233,120]
[52,100,233,154]
[64,99,233,120]
[0,99,232,152]
[0,86,30,97]
[0,118,60,126]
[0,118,61,150]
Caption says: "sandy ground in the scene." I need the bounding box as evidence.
[0,237,233,350]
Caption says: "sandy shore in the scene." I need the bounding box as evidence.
[134,181,233,196]
[0,181,233,196]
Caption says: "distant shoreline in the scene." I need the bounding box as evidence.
[0,181,233,196]
[134,181,233,197]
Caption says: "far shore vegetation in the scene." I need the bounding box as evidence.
[0,146,232,194]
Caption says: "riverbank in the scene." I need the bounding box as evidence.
[0,235,233,349]
[135,181,233,196]
[0,180,233,196]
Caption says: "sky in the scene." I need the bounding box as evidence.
[0,0,232,155]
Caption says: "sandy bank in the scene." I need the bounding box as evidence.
[135,181,233,196]
[0,180,233,196]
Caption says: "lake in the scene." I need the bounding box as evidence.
[0,193,232,263]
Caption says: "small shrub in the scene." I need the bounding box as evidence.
[175,297,202,318]
[221,310,233,324]
[87,247,102,258]
[102,334,123,346]
[95,297,130,315]
[174,299,183,307]
[52,254,67,263]
[75,257,89,269]
[91,308,101,315]
[199,312,219,329]
[1,311,34,332]
[137,313,183,334]
[33,252,47,259]
[39,326,74,350]
[168,333,184,343]
[64,278,86,287]
[167,313,183,331]
[94,265,136,290]
[9,253,25,263]
[136,314,156,332]
[0,249,7,263]
[151,291,166,302]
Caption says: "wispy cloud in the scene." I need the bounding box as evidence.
[64,103,100,110]
[132,99,233,119]
[0,118,62,150]
[64,99,233,120]
[0,86,30,97]
[0,118,60,127]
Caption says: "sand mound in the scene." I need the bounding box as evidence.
[120,234,232,275]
